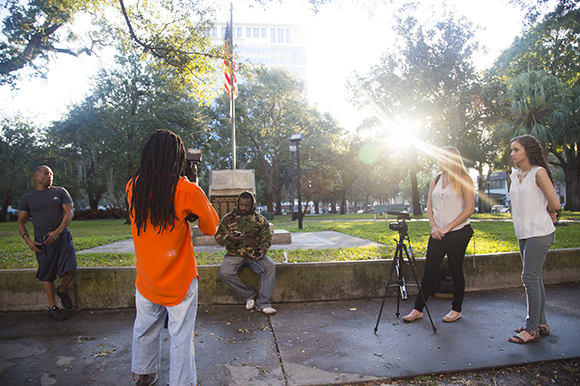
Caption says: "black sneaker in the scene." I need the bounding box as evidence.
[55,286,73,310]
[48,306,67,321]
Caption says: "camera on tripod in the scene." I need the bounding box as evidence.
[388,211,411,234]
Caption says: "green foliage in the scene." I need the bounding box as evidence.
[0,219,132,269]
[0,114,44,221]
[208,68,343,212]
[3,216,579,269]
[77,253,136,267]
[47,52,212,209]
[1,0,219,95]
[348,4,484,214]
[0,0,107,85]
[488,6,580,211]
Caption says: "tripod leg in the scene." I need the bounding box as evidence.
[395,245,403,316]
[396,254,408,300]
[374,243,401,332]
[374,286,389,334]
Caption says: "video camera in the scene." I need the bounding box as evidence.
[184,149,202,183]
[388,211,410,235]
[184,149,202,223]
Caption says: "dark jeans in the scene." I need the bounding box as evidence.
[414,225,474,313]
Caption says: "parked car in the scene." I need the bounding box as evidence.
[491,204,510,213]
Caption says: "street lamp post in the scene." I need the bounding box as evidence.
[290,133,304,229]
[289,144,296,221]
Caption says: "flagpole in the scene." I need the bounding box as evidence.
[229,3,236,170]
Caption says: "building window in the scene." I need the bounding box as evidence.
[277,28,284,43]
[285,29,291,43]
[253,28,259,38]
[271,28,276,43]
[261,28,267,38]
[221,27,227,38]
[490,180,506,190]
[211,27,218,38]
[236,27,242,38]
[246,27,251,38]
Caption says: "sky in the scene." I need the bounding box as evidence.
[0,0,526,130]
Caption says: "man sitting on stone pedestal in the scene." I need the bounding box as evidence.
[215,191,276,315]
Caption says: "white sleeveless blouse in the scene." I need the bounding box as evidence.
[510,165,555,239]
[432,176,470,232]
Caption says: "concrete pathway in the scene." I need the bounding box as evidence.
[0,282,578,385]
[77,231,385,254]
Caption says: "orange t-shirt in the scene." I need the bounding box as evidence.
[126,177,219,306]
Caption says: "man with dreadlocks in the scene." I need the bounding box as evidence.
[215,191,276,315]
[126,130,219,386]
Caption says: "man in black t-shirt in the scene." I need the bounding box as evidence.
[17,165,77,321]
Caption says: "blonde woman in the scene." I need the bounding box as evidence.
[403,146,474,323]
[508,134,559,344]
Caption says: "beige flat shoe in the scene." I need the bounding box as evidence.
[442,310,462,323]
[402,311,423,322]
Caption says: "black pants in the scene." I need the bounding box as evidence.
[414,225,473,313]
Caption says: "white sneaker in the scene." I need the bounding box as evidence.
[245,299,255,310]
[258,306,276,315]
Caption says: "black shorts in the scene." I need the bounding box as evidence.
[35,232,77,282]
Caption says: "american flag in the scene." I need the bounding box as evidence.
[223,20,237,99]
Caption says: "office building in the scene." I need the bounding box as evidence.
[210,22,309,86]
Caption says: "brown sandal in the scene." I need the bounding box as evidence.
[509,329,540,344]
[515,325,550,336]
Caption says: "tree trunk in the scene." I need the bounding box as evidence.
[88,191,102,210]
[410,147,421,215]
[275,182,283,215]
[562,145,580,211]
[1,186,11,223]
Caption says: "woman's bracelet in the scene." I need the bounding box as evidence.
[21,233,29,238]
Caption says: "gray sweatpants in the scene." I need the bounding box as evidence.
[518,232,555,330]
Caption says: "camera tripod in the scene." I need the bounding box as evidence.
[374,229,437,334]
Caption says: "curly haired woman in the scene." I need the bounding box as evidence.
[508,134,560,344]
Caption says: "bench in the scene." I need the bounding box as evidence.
[372,204,407,220]
[372,204,388,220]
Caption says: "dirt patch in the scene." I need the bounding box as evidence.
[340,359,579,385]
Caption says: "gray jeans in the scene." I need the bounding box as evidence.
[518,232,555,330]
[219,254,276,309]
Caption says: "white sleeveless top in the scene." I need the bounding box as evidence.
[432,175,470,232]
[510,165,555,239]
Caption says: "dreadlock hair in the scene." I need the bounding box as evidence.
[510,134,553,182]
[128,130,186,235]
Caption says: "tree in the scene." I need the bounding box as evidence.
[349,3,482,215]
[210,68,312,212]
[48,52,211,209]
[496,70,579,210]
[299,111,345,214]
[488,5,580,210]
[1,0,219,98]
[0,114,43,221]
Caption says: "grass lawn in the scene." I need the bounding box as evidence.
[1,212,579,269]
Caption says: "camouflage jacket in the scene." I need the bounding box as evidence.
[214,191,272,258]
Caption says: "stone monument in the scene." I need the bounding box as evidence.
[191,169,290,246]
